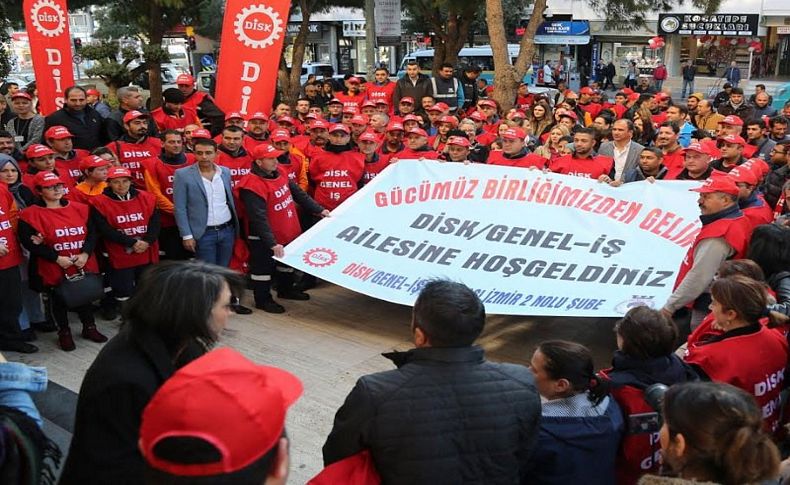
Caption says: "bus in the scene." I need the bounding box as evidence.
[397,45,536,84]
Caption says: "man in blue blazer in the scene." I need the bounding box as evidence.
[174,138,251,313]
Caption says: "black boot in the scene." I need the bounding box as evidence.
[276,269,310,300]
[253,280,285,314]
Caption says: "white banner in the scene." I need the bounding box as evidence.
[279,161,703,317]
[374,0,402,39]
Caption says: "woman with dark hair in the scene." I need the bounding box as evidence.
[526,340,624,484]
[683,275,789,435]
[528,100,554,142]
[638,381,780,485]
[747,223,790,316]
[60,260,246,484]
[598,307,697,484]
[633,113,656,147]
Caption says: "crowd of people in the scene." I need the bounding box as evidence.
[1,60,790,484]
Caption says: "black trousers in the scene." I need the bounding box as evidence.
[107,264,149,301]
[0,266,24,342]
[45,288,94,330]
[159,225,191,261]
[248,239,295,304]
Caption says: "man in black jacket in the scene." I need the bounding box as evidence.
[458,65,481,111]
[43,86,106,150]
[393,61,432,109]
[323,280,541,484]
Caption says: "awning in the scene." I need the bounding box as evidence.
[534,21,591,45]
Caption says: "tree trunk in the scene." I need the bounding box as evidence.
[486,0,546,112]
[430,7,474,75]
[279,0,312,107]
[147,1,164,110]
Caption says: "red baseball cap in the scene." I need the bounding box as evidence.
[176,74,194,86]
[627,93,640,102]
[622,88,635,95]
[434,102,450,112]
[403,114,423,123]
[79,155,111,171]
[85,89,101,97]
[653,92,670,102]
[407,128,428,138]
[426,105,443,113]
[33,171,63,188]
[559,110,578,121]
[139,348,302,477]
[25,144,55,159]
[347,76,361,84]
[447,136,471,147]
[690,174,740,196]
[438,115,458,127]
[106,166,133,180]
[720,115,744,126]
[329,123,351,134]
[727,164,760,186]
[361,100,377,109]
[308,120,329,131]
[507,110,528,120]
[684,141,715,158]
[44,125,73,140]
[123,110,149,124]
[719,134,746,146]
[248,112,268,122]
[358,131,380,143]
[270,129,292,143]
[10,92,33,101]
[479,99,497,108]
[225,111,244,121]
[342,106,358,115]
[742,158,770,178]
[252,143,285,159]
[399,96,415,105]
[375,100,389,107]
[469,111,486,122]
[350,114,369,126]
[579,87,594,95]
[191,128,212,139]
[502,127,526,140]
[277,115,295,125]
[386,122,405,132]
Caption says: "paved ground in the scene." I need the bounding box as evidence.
[11,282,619,483]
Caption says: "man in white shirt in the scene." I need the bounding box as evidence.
[543,61,554,87]
[596,119,643,182]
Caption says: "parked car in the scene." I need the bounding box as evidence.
[773,82,790,112]
[299,63,335,85]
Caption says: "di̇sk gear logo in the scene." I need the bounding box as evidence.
[29,0,67,38]
[233,4,284,49]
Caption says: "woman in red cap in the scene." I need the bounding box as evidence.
[18,171,107,351]
[90,166,160,316]
[73,155,111,204]
[6,92,44,151]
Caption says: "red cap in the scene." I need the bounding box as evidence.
[684,141,715,158]
[85,89,100,97]
[727,164,760,186]
[270,129,292,143]
[79,155,111,171]
[743,158,770,178]
[347,76,361,84]
[123,110,149,124]
[248,112,268,122]
[627,93,640,102]
[690,174,740,196]
[399,96,415,105]
[225,111,244,121]
[469,111,486,122]
[502,127,526,140]
[33,171,63,188]
[252,143,285,159]
[308,119,329,131]
[277,115,295,125]
[407,128,428,138]
[191,129,212,139]
[350,114,369,126]
[653,92,670,102]
[375,100,389,107]
[579,87,594,95]
[507,110,528,120]
[426,105,443,112]
[10,92,33,101]
[438,115,458,127]
[479,99,497,108]
[44,125,73,140]
[342,106,358,115]
[447,136,471,147]
[720,115,744,126]
[327,98,343,105]
[106,166,133,180]
[719,134,746,146]
[386,122,405,132]
[139,348,302,477]
[403,114,423,123]
[329,123,350,134]
[358,131,380,143]
[434,102,450,112]
[305,113,320,121]
[176,74,194,86]
[361,100,377,109]
[25,144,55,159]
[559,110,578,121]
[622,88,635,95]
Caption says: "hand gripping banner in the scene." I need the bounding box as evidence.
[23,0,75,115]
[215,0,291,116]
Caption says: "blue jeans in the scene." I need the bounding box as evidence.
[655,79,664,91]
[0,362,47,427]
[196,225,235,267]
[681,79,694,98]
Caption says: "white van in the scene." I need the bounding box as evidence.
[398,45,531,83]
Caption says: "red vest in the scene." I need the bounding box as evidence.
[182,90,208,111]
[362,155,392,183]
[217,151,253,187]
[0,185,22,270]
[235,166,302,245]
[335,92,366,111]
[55,148,90,181]
[550,154,614,179]
[243,135,269,154]
[108,137,163,187]
[488,151,548,169]
[742,195,773,229]
[579,102,603,120]
[365,82,396,112]
[90,192,159,269]
[19,202,99,286]
[308,149,365,211]
[673,213,751,290]
[150,107,200,132]
[22,169,76,194]
[685,325,788,434]
[279,154,304,184]
[662,148,685,180]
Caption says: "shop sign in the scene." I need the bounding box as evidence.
[658,14,759,36]
[343,20,366,37]
[375,0,401,44]
[534,21,591,45]
[777,26,790,35]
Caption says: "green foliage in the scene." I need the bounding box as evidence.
[0,3,12,79]
[584,0,722,28]
[81,40,143,89]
